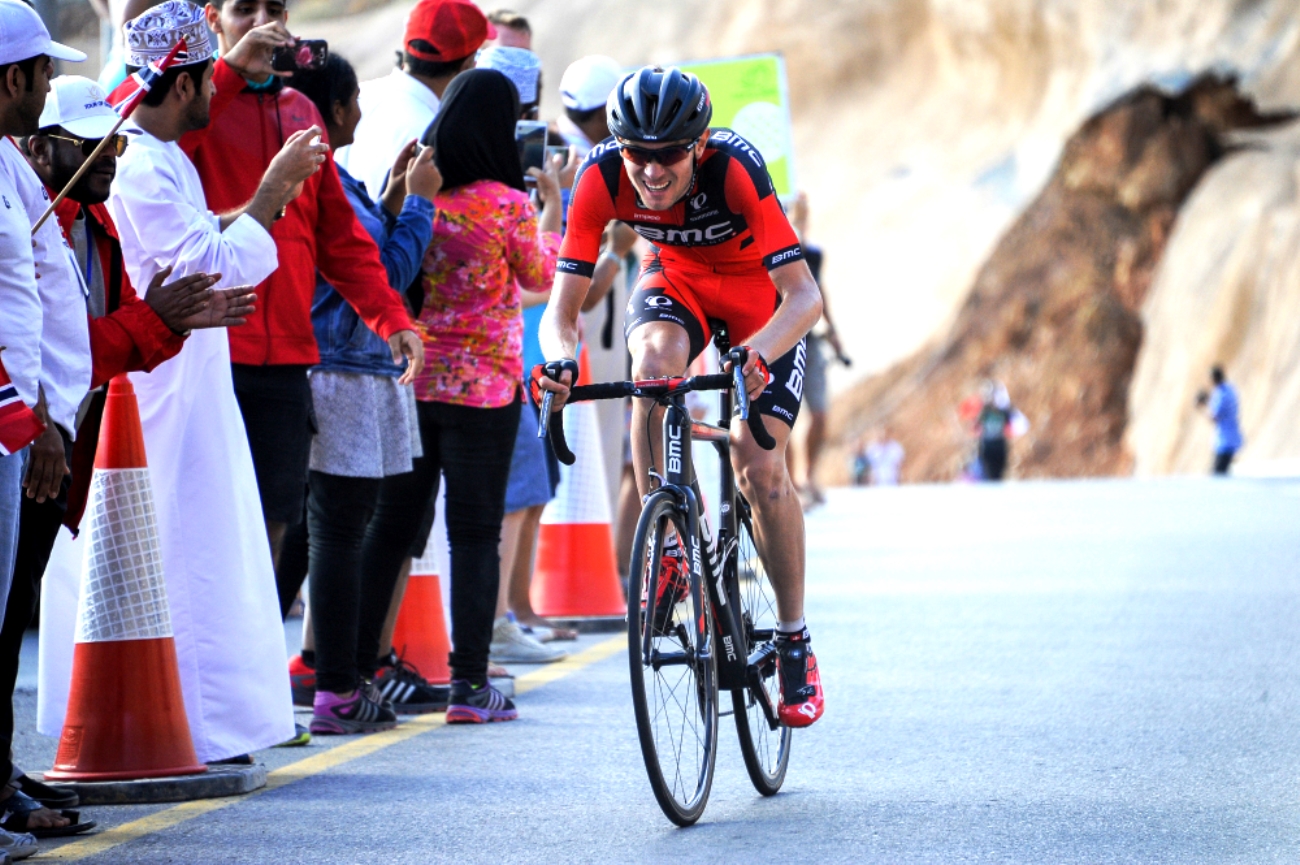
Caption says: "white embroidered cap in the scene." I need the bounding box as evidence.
[477,45,542,106]
[123,0,214,68]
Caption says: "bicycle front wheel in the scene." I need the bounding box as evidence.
[627,490,719,826]
[731,495,792,795]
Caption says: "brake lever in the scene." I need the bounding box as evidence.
[537,390,554,439]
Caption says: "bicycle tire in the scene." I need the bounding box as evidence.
[731,495,792,795]
[627,490,719,826]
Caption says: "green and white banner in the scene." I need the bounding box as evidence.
[679,52,797,198]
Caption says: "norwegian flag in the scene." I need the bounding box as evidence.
[0,354,44,457]
[111,38,188,117]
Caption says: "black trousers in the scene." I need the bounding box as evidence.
[0,427,73,783]
[979,438,1008,482]
[1213,449,1236,475]
[358,398,520,684]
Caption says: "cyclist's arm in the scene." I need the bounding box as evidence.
[540,271,590,365]
[737,260,822,398]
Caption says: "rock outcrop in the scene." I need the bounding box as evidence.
[821,77,1291,482]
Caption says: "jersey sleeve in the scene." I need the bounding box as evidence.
[720,139,803,271]
[557,150,617,278]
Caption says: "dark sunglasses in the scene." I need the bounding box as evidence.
[619,138,699,168]
[46,133,129,158]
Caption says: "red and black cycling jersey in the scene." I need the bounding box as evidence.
[558,128,804,277]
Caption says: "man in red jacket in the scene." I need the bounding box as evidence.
[22,75,259,531]
[185,0,422,563]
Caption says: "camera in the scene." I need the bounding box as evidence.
[515,120,548,182]
[272,39,328,73]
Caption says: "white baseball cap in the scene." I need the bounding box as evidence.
[559,55,621,112]
[0,0,86,66]
[39,76,118,137]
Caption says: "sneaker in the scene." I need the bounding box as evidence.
[288,654,315,707]
[651,548,689,633]
[0,827,37,861]
[275,722,311,747]
[490,616,566,664]
[775,628,824,728]
[445,679,517,724]
[373,651,450,714]
[309,689,398,735]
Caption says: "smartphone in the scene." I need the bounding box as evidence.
[544,144,569,169]
[516,120,548,183]
[272,39,329,73]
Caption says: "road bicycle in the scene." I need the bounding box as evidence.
[539,339,793,826]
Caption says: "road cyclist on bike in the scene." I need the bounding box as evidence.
[534,65,825,727]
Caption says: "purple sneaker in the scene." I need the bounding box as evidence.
[445,679,518,724]
[309,689,398,735]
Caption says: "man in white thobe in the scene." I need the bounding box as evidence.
[95,1,327,761]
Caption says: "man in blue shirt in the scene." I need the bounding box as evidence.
[1198,365,1243,475]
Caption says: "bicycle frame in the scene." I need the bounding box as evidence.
[655,390,782,731]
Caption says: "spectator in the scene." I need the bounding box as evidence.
[485,8,530,49]
[787,192,847,509]
[0,0,84,850]
[275,53,448,729]
[24,77,256,532]
[106,0,327,762]
[556,55,621,158]
[866,427,905,486]
[1197,365,1243,475]
[974,380,1017,482]
[359,69,562,723]
[191,0,422,574]
[477,45,542,119]
[334,0,492,197]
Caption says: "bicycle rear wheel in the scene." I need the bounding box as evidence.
[731,495,792,795]
[627,490,718,826]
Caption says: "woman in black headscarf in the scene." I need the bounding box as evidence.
[359,69,563,723]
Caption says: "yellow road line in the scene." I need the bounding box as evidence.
[44,635,625,862]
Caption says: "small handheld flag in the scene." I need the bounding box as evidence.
[31,38,188,235]
[0,351,46,456]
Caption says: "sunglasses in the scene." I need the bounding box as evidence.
[46,133,129,158]
[619,138,699,168]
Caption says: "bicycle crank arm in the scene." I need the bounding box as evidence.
[746,642,782,731]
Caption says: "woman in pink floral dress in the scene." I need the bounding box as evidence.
[358,69,562,723]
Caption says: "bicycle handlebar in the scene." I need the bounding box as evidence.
[538,355,775,466]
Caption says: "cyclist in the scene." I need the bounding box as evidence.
[535,65,825,727]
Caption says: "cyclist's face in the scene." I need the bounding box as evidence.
[622,134,708,211]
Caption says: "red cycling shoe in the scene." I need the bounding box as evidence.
[776,628,824,727]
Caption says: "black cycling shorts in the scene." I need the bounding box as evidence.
[624,263,806,429]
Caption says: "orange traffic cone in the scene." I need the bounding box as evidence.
[531,348,626,619]
[390,543,451,685]
[46,376,205,781]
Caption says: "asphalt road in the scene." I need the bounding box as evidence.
[19,476,1300,864]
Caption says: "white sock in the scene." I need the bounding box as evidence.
[777,617,806,634]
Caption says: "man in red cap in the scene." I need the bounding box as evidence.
[177,0,423,573]
[335,0,494,196]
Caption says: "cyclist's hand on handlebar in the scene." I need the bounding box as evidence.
[723,346,772,402]
[529,359,579,409]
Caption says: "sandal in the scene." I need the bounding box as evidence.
[1,789,96,839]
[15,775,77,809]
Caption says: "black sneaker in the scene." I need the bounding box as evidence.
[373,650,450,714]
[310,689,398,735]
[445,679,518,724]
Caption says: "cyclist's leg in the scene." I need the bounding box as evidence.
[624,260,708,500]
[729,344,806,624]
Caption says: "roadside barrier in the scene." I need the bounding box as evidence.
[46,376,205,782]
[531,348,625,620]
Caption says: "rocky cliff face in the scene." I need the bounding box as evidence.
[1127,121,1300,474]
[821,78,1291,482]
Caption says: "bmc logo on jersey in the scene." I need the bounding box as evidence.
[711,129,764,168]
[633,221,735,244]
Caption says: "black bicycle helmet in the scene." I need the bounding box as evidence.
[606,65,713,143]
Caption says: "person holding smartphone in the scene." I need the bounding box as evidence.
[358,69,562,723]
